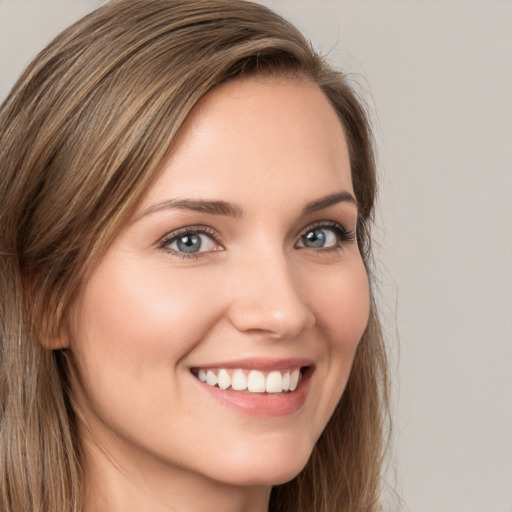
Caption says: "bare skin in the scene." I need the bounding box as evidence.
[63,77,370,512]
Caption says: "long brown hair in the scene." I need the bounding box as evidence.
[0,1,389,510]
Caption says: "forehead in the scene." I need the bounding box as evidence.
[139,77,352,211]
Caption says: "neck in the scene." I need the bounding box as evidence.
[82,434,271,512]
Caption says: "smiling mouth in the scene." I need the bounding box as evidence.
[191,367,308,394]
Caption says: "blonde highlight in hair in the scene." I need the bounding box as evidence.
[0,1,389,510]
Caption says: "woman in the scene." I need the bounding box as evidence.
[0,1,389,511]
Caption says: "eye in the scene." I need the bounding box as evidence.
[296,223,355,250]
[159,227,221,257]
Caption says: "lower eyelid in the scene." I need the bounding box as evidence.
[157,223,355,256]
[158,227,222,253]
[297,223,355,247]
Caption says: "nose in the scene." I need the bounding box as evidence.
[226,253,316,339]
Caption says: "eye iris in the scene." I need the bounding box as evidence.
[177,234,201,253]
[304,228,326,248]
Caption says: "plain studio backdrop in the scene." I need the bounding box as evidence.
[1,1,511,511]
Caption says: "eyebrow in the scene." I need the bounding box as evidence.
[302,191,357,214]
[137,190,357,221]
[138,198,244,219]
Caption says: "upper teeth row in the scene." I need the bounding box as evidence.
[197,368,301,393]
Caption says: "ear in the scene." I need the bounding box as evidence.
[39,325,70,350]
[37,310,72,351]
[24,273,73,350]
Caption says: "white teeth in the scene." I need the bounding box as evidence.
[289,369,300,391]
[206,370,217,387]
[266,371,283,393]
[196,367,303,393]
[247,370,266,392]
[282,371,290,391]
[231,369,248,391]
[217,369,231,390]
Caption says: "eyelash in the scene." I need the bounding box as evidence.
[158,225,220,260]
[297,221,356,250]
[158,222,356,260]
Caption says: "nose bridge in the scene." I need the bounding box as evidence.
[227,245,315,338]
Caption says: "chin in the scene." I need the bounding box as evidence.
[218,462,308,488]
[205,437,313,487]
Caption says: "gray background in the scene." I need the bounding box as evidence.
[1,1,511,511]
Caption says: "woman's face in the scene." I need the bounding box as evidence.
[66,78,369,489]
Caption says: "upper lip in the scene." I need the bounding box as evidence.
[190,357,314,371]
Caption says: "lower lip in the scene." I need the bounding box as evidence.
[195,370,312,417]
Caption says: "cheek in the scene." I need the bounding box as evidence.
[305,257,370,423]
[72,258,224,368]
[66,255,229,449]
[312,258,370,352]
